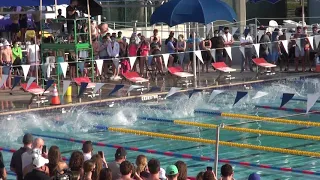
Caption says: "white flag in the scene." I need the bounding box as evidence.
[306,93,320,113]
[210,49,216,62]
[307,36,314,50]
[21,65,30,81]
[206,23,212,35]
[112,58,120,69]
[252,91,268,99]
[0,75,8,88]
[62,80,71,96]
[93,83,105,95]
[209,90,225,102]
[224,47,232,61]
[162,54,170,68]
[286,33,292,41]
[253,43,260,58]
[194,50,204,64]
[59,62,69,78]
[296,38,301,50]
[128,57,137,70]
[258,30,264,41]
[165,87,181,99]
[127,85,143,93]
[46,63,51,78]
[281,40,289,54]
[239,47,245,58]
[315,35,320,49]
[232,27,238,36]
[95,59,104,75]
[26,77,36,90]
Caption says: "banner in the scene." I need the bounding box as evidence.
[162,54,170,68]
[280,93,294,107]
[62,80,71,96]
[21,65,30,80]
[11,76,22,90]
[109,84,125,96]
[95,59,104,76]
[307,36,314,50]
[189,89,202,98]
[148,86,161,93]
[233,91,248,105]
[127,85,143,93]
[224,47,232,61]
[44,80,54,93]
[59,62,69,78]
[281,40,289,54]
[306,93,320,113]
[78,61,85,74]
[315,35,320,49]
[0,75,8,88]
[210,49,216,62]
[253,43,260,57]
[194,50,204,64]
[93,83,105,95]
[209,90,225,102]
[232,27,238,36]
[252,91,268,99]
[128,57,137,70]
[78,82,88,98]
[26,77,36,90]
[239,46,245,58]
[165,87,181,99]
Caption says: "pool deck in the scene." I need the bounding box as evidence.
[0,65,317,116]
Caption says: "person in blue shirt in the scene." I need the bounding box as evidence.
[166,36,176,67]
[186,33,200,72]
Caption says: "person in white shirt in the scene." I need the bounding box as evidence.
[107,36,121,80]
[240,29,254,72]
[82,141,93,161]
[222,27,234,66]
[27,38,40,77]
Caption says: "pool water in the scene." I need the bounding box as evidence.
[1,77,320,180]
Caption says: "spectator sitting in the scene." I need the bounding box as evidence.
[24,152,50,180]
[119,161,133,180]
[82,141,93,161]
[166,165,179,180]
[248,173,260,180]
[174,161,189,180]
[147,159,160,180]
[83,160,95,180]
[47,145,68,178]
[69,151,85,179]
[10,133,33,180]
[0,151,7,180]
[220,164,234,180]
[99,168,112,180]
[108,147,127,180]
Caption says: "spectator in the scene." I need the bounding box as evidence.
[259,32,271,61]
[186,33,200,72]
[279,29,289,71]
[174,161,189,180]
[119,161,133,180]
[19,8,28,43]
[32,7,41,38]
[200,37,212,73]
[128,36,138,71]
[165,31,177,47]
[12,41,22,76]
[140,171,150,180]
[0,151,7,180]
[10,7,20,41]
[293,26,305,72]
[165,165,179,180]
[150,29,162,48]
[210,30,224,62]
[159,168,166,180]
[166,36,176,67]
[108,147,127,180]
[91,154,107,180]
[1,41,13,89]
[135,155,147,176]
[10,133,33,180]
[68,51,77,79]
[248,173,260,180]
[119,37,128,58]
[220,164,234,180]
[47,146,68,177]
[147,159,160,180]
[117,31,123,42]
[99,168,112,180]
[98,23,109,41]
[27,38,40,77]
[91,20,99,39]
[82,141,93,161]
[270,28,280,72]
[240,29,254,72]
[24,153,50,180]
[202,171,216,180]
[57,9,66,33]
[83,160,95,180]
[92,36,100,60]
[222,27,234,66]
[69,151,85,178]
[176,34,186,68]
[107,35,121,80]
[195,172,204,180]
[138,36,150,76]
[66,0,79,35]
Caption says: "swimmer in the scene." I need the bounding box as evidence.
[0,41,13,89]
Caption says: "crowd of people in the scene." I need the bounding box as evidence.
[0,133,261,180]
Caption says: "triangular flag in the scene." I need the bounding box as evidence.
[189,89,202,98]
[44,79,54,93]
[59,62,68,78]
[127,85,143,93]
[0,75,8,88]
[280,93,295,107]
[109,84,125,96]
[178,53,185,65]
[239,47,245,58]
[78,61,85,74]
[26,77,36,90]
[258,30,264,41]
[224,47,232,61]
[252,91,268,99]
[210,49,216,62]
[11,76,22,90]
[253,43,260,57]
[148,86,161,93]
[306,93,320,113]
[93,83,105,95]
[286,33,291,41]
[232,27,238,36]
[233,91,248,105]
[78,82,88,98]
[194,50,204,64]
[315,35,320,49]
[307,36,314,50]
[128,57,137,70]
[62,80,71,96]
[113,58,120,69]
[206,23,212,35]
[46,63,51,78]
[209,90,225,102]
[281,40,289,54]
[162,54,170,68]
[165,87,181,99]
[21,65,30,80]
[295,39,301,50]
[95,59,104,76]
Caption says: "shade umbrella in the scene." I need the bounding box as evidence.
[150,0,237,85]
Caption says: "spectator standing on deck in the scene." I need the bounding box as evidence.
[210,30,224,62]
[10,7,20,42]
[222,27,234,66]
[1,41,13,89]
[10,133,33,180]
[279,29,289,71]
[138,36,149,77]
[293,26,306,72]
[200,37,212,73]
[107,35,121,80]
[32,7,41,38]
[12,41,22,76]
[66,0,79,35]
[150,29,162,48]
[240,29,254,72]
[176,34,186,68]
[269,28,280,72]
[186,33,200,72]
[69,151,85,179]
[108,148,127,180]
[19,7,28,43]
[57,9,66,33]
[0,151,6,180]
[27,38,40,77]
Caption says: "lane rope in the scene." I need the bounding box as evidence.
[255,105,320,115]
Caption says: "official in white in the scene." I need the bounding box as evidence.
[107,36,121,80]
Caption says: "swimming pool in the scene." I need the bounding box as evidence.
[1,77,320,180]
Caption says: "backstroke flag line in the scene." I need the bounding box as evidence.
[239,47,245,58]
[44,80,54,93]
[93,83,105,95]
[11,76,22,90]
[280,93,295,107]
[306,93,320,113]
[0,75,8,89]
[224,47,232,61]
[209,90,225,102]
[21,65,30,80]
[95,60,104,76]
[253,44,260,58]
[195,50,204,64]
[59,62,69,78]
[210,49,216,62]
[109,84,125,96]
[78,82,88,98]
[26,77,36,90]
[162,54,170,68]
[165,87,181,99]
[281,40,288,54]
[252,91,268,99]
[128,57,137,69]
[234,91,248,105]
[127,85,143,93]
[189,89,202,98]
[62,80,71,96]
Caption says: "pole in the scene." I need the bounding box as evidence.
[214,124,222,178]
[87,0,92,45]
[302,0,305,26]
[193,30,197,87]
[37,0,42,85]
[255,18,258,43]
[145,1,148,36]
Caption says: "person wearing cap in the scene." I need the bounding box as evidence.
[220,164,234,180]
[166,165,178,180]
[108,147,127,180]
[24,153,50,180]
[248,173,260,180]
[147,159,160,180]
[10,133,33,180]
[82,141,93,161]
